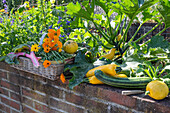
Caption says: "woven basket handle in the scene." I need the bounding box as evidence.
[39,33,47,45]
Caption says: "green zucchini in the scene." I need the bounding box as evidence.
[94,70,152,89]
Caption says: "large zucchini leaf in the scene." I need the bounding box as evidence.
[157,0,170,28]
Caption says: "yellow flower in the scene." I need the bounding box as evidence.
[58,48,62,52]
[50,0,55,4]
[31,44,40,52]
[24,1,30,8]
[43,60,51,68]
[60,73,66,83]
[0,9,5,12]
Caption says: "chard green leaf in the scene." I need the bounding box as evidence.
[5,54,17,64]
[64,50,94,89]
[0,56,6,62]
[13,44,30,53]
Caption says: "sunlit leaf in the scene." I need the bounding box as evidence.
[157,0,170,28]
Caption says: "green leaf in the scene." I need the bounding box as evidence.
[147,36,170,51]
[95,0,109,14]
[64,50,94,89]
[113,0,158,20]
[5,54,17,64]
[157,0,170,28]
[13,44,30,53]
[66,2,81,15]
[0,56,6,61]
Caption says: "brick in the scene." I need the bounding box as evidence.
[8,73,20,85]
[23,105,36,113]
[1,97,9,105]
[10,92,21,102]
[134,96,170,113]
[34,102,42,111]
[32,80,45,93]
[50,98,85,113]
[20,76,34,89]
[22,88,47,104]
[0,80,20,93]
[10,100,20,110]
[0,71,7,79]
[18,70,35,80]
[0,80,10,89]
[47,78,69,89]
[0,104,10,113]
[65,92,84,105]
[48,109,64,113]
[34,102,50,113]
[1,97,20,110]
[110,105,131,113]
[44,84,63,99]
[0,87,9,97]
[97,88,136,108]
[11,109,20,113]
[22,97,33,107]
[0,62,19,74]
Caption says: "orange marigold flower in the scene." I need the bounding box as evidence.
[54,36,59,42]
[57,41,62,48]
[42,42,48,48]
[51,46,58,51]
[44,38,51,44]
[48,42,55,48]
[43,60,51,68]
[48,29,57,34]
[44,46,50,53]
[57,29,60,37]
[47,33,54,40]
[60,73,66,83]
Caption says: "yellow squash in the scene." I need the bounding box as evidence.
[146,80,169,100]
[114,74,127,78]
[88,73,127,84]
[86,64,117,77]
[63,40,78,54]
[88,76,104,84]
[100,48,116,60]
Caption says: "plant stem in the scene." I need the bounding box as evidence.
[120,16,127,35]
[134,21,162,43]
[113,14,122,41]
[128,23,144,44]
[141,27,167,47]
[122,19,133,43]
[93,22,112,45]
[85,27,112,49]
[107,13,113,39]
[156,27,167,36]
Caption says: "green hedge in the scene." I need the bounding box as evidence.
[0,0,83,11]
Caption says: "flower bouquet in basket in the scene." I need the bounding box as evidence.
[1,29,77,80]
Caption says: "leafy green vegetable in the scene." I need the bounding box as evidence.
[147,36,170,50]
[64,49,94,89]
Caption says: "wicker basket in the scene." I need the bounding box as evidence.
[11,57,74,80]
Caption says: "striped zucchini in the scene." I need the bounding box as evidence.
[95,70,152,89]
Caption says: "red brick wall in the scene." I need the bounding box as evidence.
[0,61,170,113]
